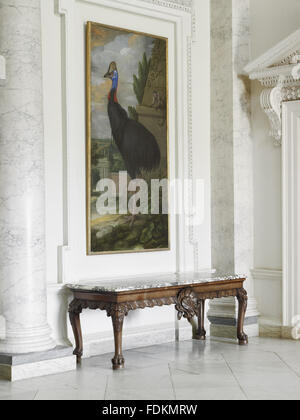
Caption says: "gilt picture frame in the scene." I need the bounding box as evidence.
[86,21,170,255]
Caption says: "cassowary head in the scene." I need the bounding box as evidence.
[104,62,118,79]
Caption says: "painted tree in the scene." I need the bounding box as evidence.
[133,53,151,105]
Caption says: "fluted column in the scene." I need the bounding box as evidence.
[0,0,55,353]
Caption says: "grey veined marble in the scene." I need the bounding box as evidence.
[0,0,55,354]
[66,272,245,293]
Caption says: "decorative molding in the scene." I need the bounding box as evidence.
[80,0,192,14]
[259,318,300,340]
[245,28,300,146]
[140,0,196,39]
[80,0,196,39]
[128,0,192,11]
[291,54,300,80]
[292,64,300,80]
[175,287,240,322]
[249,68,298,87]
[256,79,300,146]
[258,318,282,339]
[282,101,300,327]
[260,85,283,146]
[186,35,199,269]
[251,268,282,282]
[244,28,300,74]
[116,0,195,37]
[68,296,176,316]
[56,0,73,283]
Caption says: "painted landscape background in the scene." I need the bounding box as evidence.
[87,22,169,254]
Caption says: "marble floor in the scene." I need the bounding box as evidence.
[1,337,300,400]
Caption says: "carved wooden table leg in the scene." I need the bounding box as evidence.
[68,299,84,363]
[237,288,248,345]
[194,299,206,340]
[109,306,126,370]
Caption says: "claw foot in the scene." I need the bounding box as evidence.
[194,328,206,341]
[112,355,125,370]
[238,333,248,346]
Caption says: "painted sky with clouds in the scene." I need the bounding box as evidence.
[91,25,154,139]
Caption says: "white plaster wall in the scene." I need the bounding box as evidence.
[250,0,300,324]
[41,0,211,346]
[250,0,300,57]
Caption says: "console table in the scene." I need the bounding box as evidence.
[67,272,248,370]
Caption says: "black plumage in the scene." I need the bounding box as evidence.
[104,63,161,180]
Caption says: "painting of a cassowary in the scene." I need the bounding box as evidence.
[104,61,161,180]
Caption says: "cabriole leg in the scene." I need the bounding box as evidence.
[237,288,248,345]
[194,299,206,340]
[69,300,83,363]
[110,309,125,370]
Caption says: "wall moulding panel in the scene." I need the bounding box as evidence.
[49,0,200,284]
[282,101,300,328]
[251,268,282,326]
[251,268,283,282]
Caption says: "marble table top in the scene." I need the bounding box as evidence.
[66,272,245,293]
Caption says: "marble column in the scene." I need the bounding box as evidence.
[209,0,259,339]
[0,0,55,353]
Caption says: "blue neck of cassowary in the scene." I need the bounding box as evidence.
[111,70,118,90]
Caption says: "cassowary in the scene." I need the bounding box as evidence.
[104,61,161,180]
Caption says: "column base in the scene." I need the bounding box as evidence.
[0,346,76,382]
[209,323,258,341]
[208,297,259,340]
[0,324,56,354]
